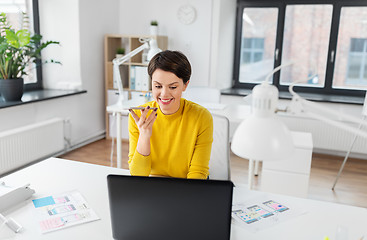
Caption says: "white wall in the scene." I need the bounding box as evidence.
[118,0,236,88]
[0,0,120,147]
[0,0,235,148]
[210,0,236,89]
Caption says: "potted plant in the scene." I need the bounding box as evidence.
[150,20,158,36]
[116,47,125,59]
[0,12,59,101]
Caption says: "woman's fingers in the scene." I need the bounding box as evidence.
[138,106,150,126]
[146,108,158,122]
[140,108,157,128]
[146,112,158,128]
[130,106,157,129]
[129,109,140,122]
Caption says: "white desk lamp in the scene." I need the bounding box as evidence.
[106,38,161,168]
[231,64,295,189]
[108,38,161,110]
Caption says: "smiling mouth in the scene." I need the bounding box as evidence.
[159,98,173,105]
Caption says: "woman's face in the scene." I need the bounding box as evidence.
[152,68,189,115]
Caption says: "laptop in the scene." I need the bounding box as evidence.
[107,175,234,240]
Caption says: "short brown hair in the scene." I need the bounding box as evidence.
[148,50,191,84]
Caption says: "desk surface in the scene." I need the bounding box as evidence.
[1,158,366,239]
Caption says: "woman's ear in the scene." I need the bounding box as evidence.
[183,80,190,91]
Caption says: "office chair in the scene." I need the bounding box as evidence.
[209,114,231,180]
[183,87,221,104]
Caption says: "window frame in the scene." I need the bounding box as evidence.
[233,0,367,97]
[24,0,43,91]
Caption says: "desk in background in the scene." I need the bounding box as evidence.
[1,158,366,240]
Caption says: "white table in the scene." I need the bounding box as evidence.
[106,95,148,168]
[106,104,129,169]
[1,158,366,239]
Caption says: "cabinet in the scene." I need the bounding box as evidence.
[104,34,168,139]
[261,131,313,198]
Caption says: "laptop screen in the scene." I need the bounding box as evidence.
[107,175,234,240]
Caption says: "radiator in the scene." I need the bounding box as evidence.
[279,115,367,157]
[0,118,65,175]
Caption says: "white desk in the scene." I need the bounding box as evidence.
[106,95,149,168]
[1,158,366,239]
[106,104,129,169]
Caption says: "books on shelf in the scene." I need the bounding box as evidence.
[131,66,150,91]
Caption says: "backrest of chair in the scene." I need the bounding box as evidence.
[209,114,231,180]
[183,87,221,103]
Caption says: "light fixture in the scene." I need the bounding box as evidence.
[231,63,295,189]
[106,38,161,168]
[110,38,162,109]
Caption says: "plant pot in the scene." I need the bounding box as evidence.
[115,54,124,59]
[0,78,24,101]
[150,25,158,36]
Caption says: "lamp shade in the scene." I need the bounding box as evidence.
[231,81,294,161]
[147,39,161,60]
[231,115,294,161]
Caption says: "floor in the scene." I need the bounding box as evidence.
[60,138,367,208]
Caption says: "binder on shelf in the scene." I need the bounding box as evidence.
[135,66,149,91]
[130,66,136,90]
[113,65,129,90]
[134,66,142,91]
[141,67,150,91]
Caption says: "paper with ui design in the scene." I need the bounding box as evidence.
[232,197,306,233]
[32,191,99,233]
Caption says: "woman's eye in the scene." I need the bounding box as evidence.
[155,85,162,89]
[170,86,177,90]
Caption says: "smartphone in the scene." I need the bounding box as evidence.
[129,107,158,111]
[232,209,259,224]
[247,205,274,218]
[263,200,289,212]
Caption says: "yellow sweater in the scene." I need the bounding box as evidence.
[128,98,213,179]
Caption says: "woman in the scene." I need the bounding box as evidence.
[128,50,213,179]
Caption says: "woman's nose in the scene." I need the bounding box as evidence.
[160,87,169,96]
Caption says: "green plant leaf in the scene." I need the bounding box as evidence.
[5,29,19,48]
[16,29,30,47]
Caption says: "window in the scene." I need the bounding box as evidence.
[238,7,278,84]
[334,6,367,89]
[0,0,42,90]
[280,4,332,88]
[234,0,367,97]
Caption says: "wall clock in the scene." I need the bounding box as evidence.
[177,4,197,25]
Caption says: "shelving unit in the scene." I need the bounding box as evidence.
[104,34,168,139]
